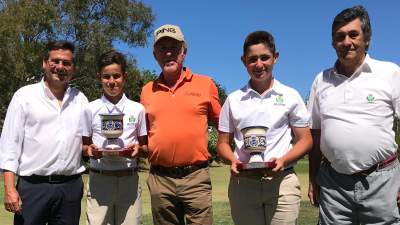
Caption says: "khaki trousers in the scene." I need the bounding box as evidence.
[147,167,213,225]
[86,172,142,225]
[229,171,301,225]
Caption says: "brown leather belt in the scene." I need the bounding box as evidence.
[89,168,138,177]
[150,161,209,178]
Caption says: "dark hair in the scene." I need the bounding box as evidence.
[97,50,127,73]
[243,31,276,56]
[332,5,372,50]
[44,40,75,60]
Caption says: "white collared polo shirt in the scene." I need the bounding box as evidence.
[81,94,147,170]
[219,79,309,163]
[308,55,400,174]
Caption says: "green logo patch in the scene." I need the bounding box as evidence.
[366,94,375,103]
[128,115,136,123]
[275,95,284,105]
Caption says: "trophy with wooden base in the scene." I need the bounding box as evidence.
[92,113,133,158]
[237,126,276,170]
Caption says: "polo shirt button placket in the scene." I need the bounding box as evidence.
[344,85,353,103]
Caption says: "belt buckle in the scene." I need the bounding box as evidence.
[376,162,385,170]
[356,165,376,177]
[260,169,274,181]
[48,175,59,183]
[170,167,183,178]
[357,171,369,177]
[260,175,273,181]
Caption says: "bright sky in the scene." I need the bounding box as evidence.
[121,0,400,99]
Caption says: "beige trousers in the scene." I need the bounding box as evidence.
[229,171,301,225]
[86,172,142,225]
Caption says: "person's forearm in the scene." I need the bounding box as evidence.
[138,136,149,157]
[217,143,238,164]
[309,129,322,182]
[3,171,16,191]
[138,145,149,157]
[82,136,94,156]
[309,149,322,182]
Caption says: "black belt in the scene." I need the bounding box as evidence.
[150,161,209,178]
[89,168,138,177]
[20,174,81,184]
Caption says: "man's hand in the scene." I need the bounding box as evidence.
[308,181,319,207]
[4,183,22,214]
[397,191,400,206]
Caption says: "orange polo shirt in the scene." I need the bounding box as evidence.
[140,67,221,167]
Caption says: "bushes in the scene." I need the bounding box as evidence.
[208,127,220,164]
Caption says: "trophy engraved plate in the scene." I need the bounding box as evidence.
[238,126,275,171]
[237,161,276,170]
[102,150,120,157]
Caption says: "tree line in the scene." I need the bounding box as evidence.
[0,0,229,162]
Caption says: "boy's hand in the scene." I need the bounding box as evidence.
[126,143,139,158]
[84,144,101,159]
[270,157,285,171]
[230,159,242,176]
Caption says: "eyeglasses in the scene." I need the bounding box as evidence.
[47,59,74,67]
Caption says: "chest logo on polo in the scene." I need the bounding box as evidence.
[366,94,375,103]
[128,115,136,125]
[185,91,201,97]
[274,95,285,105]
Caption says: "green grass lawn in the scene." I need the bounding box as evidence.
[0,159,318,225]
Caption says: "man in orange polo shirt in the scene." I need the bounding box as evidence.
[140,24,221,225]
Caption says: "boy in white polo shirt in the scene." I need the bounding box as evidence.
[81,50,147,225]
[217,31,312,225]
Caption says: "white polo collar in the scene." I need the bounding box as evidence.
[101,94,127,113]
[242,78,284,98]
[332,54,373,80]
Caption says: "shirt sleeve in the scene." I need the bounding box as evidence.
[208,79,222,127]
[390,64,400,119]
[139,84,148,108]
[81,104,93,137]
[307,74,322,129]
[289,89,310,128]
[0,92,26,173]
[137,106,147,137]
[218,96,234,133]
